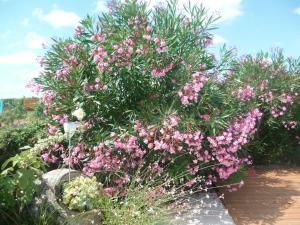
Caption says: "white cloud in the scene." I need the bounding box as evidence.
[213,34,226,44]
[25,32,47,49]
[21,18,29,26]
[24,68,42,80]
[198,0,243,22]
[0,52,37,64]
[294,7,300,15]
[148,0,243,22]
[0,67,41,98]
[33,8,81,28]
[96,0,108,13]
[0,82,37,98]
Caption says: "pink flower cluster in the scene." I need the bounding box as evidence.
[83,135,144,176]
[41,91,55,114]
[51,114,69,124]
[134,116,209,168]
[204,38,213,48]
[153,37,167,53]
[111,38,134,68]
[66,55,78,68]
[178,72,209,105]
[91,33,105,42]
[208,109,262,180]
[64,43,80,51]
[56,67,70,80]
[200,114,210,121]
[236,85,255,102]
[271,106,287,118]
[280,93,294,104]
[270,92,297,118]
[91,47,109,74]
[26,80,42,95]
[84,77,108,93]
[75,26,84,37]
[151,62,174,77]
[259,91,273,103]
[83,115,210,194]
[63,144,86,165]
[48,124,59,135]
[41,143,64,164]
[282,121,297,130]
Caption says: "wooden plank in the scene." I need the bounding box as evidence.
[221,167,300,225]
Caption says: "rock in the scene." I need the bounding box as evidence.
[33,169,102,225]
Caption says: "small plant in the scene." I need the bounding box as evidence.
[0,149,44,209]
[62,176,104,211]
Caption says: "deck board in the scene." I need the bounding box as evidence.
[222,167,300,225]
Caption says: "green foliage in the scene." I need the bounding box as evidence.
[249,119,300,165]
[0,149,45,225]
[0,99,26,127]
[0,150,44,209]
[0,121,46,164]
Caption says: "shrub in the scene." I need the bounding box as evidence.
[30,0,300,195]
[223,51,300,165]
[0,121,46,164]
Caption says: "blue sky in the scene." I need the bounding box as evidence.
[0,0,300,99]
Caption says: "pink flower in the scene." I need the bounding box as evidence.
[200,114,210,121]
[143,34,151,41]
[204,38,213,48]
[146,26,152,32]
[117,48,124,54]
[236,85,255,102]
[75,26,83,37]
[178,72,209,105]
[160,40,166,47]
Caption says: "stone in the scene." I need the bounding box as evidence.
[33,168,102,225]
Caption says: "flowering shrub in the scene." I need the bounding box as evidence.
[30,0,300,195]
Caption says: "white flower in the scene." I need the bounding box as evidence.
[72,108,86,121]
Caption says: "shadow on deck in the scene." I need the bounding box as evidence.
[222,167,300,225]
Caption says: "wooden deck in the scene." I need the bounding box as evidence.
[222,167,300,225]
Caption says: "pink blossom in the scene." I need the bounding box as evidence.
[146,26,152,32]
[178,72,209,105]
[75,26,83,37]
[143,34,151,40]
[236,85,255,102]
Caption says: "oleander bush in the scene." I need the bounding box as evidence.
[224,51,300,165]
[28,0,300,197]
[1,0,300,224]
